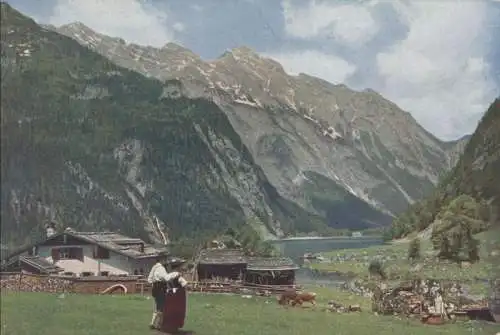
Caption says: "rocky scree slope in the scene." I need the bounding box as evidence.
[0,3,330,248]
[51,22,466,227]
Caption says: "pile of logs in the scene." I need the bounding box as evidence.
[1,273,73,293]
[371,279,488,322]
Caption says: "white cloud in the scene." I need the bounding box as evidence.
[173,22,185,32]
[376,1,498,140]
[190,4,203,12]
[262,50,356,84]
[279,0,498,140]
[282,0,379,46]
[47,0,176,47]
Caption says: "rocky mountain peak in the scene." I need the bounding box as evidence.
[160,42,199,57]
[59,21,89,32]
[215,46,285,73]
[216,46,263,63]
[218,46,257,58]
[57,21,126,47]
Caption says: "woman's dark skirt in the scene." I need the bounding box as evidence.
[161,287,187,333]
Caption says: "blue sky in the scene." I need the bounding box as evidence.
[9,0,500,141]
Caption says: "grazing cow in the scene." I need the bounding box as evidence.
[421,315,445,325]
[278,290,317,307]
[277,289,296,306]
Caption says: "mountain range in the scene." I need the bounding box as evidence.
[49,22,470,215]
[0,3,469,248]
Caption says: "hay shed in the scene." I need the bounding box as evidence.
[244,257,298,286]
[196,249,247,281]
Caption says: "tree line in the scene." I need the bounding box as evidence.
[402,194,492,263]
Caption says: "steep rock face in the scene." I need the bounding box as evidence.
[442,135,471,168]
[52,22,463,222]
[0,4,329,248]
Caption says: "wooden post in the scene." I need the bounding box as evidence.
[18,272,23,291]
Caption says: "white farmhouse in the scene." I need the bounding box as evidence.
[2,229,168,277]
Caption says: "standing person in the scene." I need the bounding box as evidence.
[147,257,170,330]
[161,268,189,333]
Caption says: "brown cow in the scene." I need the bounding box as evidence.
[278,290,317,307]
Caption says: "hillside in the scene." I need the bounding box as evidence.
[449,100,500,212]
[0,3,334,248]
[388,99,500,239]
[48,20,465,226]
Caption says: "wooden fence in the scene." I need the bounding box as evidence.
[1,272,301,296]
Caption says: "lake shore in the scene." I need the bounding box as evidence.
[273,236,383,242]
[303,235,497,297]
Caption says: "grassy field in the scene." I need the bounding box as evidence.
[1,291,498,335]
[309,231,499,292]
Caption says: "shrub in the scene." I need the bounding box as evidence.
[368,260,386,280]
[408,238,421,260]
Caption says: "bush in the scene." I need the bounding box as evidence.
[438,235,452,259]
[407,238,421,260]
[368,260,386,280]
[466,237,480,263]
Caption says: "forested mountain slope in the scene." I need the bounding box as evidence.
[0,3,331,249]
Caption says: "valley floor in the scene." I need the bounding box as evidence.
[1,290,498,335]
[308,230,500,296]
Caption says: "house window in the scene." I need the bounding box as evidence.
[99,271,109,276]
[93,246,110,259]
[52,247,83,261]
[26,245,38,256]
[81,271,94,277]
[59,248,70,259]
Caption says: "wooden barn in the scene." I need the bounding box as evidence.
[195,248,298,285]
[196,249,247,281]
[244,257,298,286]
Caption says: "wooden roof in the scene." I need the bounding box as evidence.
[1,255,63,274]
[70,232,168,259]
[5,230,169,261]
[197,249,246,265]
[197,249,298,270]
[247,257,298,271]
